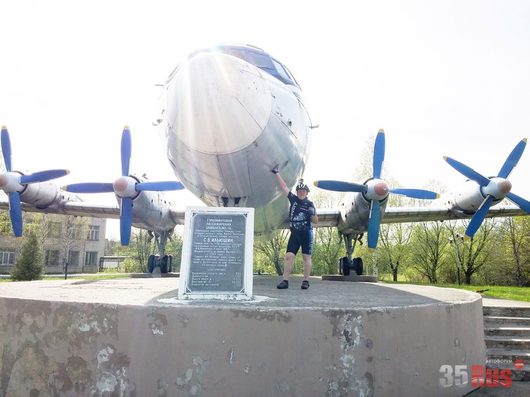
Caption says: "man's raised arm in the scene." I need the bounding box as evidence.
[272,166,289,196]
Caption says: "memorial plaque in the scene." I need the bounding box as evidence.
[179,207,254,300]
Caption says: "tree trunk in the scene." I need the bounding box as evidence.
[274,256,283,276]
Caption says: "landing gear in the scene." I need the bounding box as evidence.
[146,230,173,274]
[339,256,363,276]
[339,233,364,276]
[147,254,173,274]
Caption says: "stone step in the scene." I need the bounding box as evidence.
[484,315,530,328]
[483,306,530,318]
[487,348,530,364]
[485,326,530,337]
[485,336,530,350]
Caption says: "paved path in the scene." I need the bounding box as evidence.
[483,297,530,308]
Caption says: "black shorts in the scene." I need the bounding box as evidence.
[286,228,313,256]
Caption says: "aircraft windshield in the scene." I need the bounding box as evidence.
[190,45,300,88]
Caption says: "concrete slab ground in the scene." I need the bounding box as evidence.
[0,276,486,397]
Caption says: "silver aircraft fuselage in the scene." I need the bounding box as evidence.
[164,45,312,234]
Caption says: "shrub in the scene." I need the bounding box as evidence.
[11,231,44,281]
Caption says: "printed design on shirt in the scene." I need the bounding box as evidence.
[288,192,315,231]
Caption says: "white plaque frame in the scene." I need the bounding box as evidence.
[178,207,254,300]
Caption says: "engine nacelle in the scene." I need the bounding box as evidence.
[19,181,60,208]
[337,192,388,235]
[450,180,503,213]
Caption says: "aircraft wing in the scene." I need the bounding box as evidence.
[314,209,341,227]
[309,204,527,230]
[382,205,527,224]
[0,200,121,219]
[0,199,187,227]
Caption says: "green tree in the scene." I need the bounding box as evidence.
[254,230,289,275]
[129,229,155,272]
[11,230,44,281]
[410,222,450,283]
[312,227,343,275]
[379,222,412,281]
[446,219,497,285]
[499,217,529,286]
[166,232,183,272]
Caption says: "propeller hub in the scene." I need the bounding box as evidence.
[366,179,389,201]
[375,182,389,197]
[113,176,137,197]
[0,172,23,193]
[483,177,512,199]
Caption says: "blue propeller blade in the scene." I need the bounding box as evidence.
[390,188,439,200]
[121,127,132,176]
[444,156,491,186]
[373,130,385,179]
[136,181,185,191]
[20,169,69,184]
[507,192,530,213]
[120,197,133,245]
[313,180,367,193]
[367,200,381,249]
[498,138,527,179]
[1,126,12,172]
[64,183,114,193]
[465,195,494,239]
[8,192,22,237]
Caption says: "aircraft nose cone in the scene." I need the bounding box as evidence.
[375,182,389,196]
[500,179,512,194]
[168,52,272,155]
[113,177,129,195]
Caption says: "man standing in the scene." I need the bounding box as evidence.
[272,167,318,289]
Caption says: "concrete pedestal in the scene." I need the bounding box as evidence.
[0,276,485,396]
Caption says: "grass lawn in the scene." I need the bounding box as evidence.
[0,273,132,282]
[383,280,530,302]
[438,284,530,302]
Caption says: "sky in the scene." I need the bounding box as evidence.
[1,0,529,240]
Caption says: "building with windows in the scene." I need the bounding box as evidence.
[0,213,106,274]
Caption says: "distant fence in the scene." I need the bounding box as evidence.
[99,256,127,271]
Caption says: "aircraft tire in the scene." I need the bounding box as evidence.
[147,255,156,273]
[167,255,173,273]
[160,255,169,273]
[353,257,363,276]
[340,257,351,276]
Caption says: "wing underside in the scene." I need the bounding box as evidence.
[310,204,526,230]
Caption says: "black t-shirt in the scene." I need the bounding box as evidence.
[287,192,316,231]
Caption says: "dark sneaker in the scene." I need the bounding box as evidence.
[301,280,310,290]
[277,280,289,289]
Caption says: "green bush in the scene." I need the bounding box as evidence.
[11,231,44,281]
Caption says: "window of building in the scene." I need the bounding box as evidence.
[87,225,100,241]
[84,251,98,266]
[45,250,60,266]
[68,251,80,266]
[66,225,82,240]
[48,222,62,238]
[0,251,15,266]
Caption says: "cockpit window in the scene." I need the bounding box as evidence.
[171,45,301,89]
[215,45,300,88]
[271,59,292,84]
